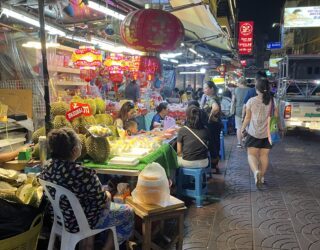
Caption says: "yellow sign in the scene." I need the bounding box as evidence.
[0,102,8,123]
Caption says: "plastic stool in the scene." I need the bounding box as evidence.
[177,167,208,207]
[221,119,228,135]
[220,131,225,160]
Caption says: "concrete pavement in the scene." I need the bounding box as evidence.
[181,130,320,250]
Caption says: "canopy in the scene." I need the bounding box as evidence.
[170,0,232,52]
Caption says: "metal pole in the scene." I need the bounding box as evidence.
[38,0,51,133]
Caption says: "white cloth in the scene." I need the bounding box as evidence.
[178,157,208,168]
[246,96,271,139]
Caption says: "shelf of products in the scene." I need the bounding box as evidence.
[49,66,80,74]
[54,80,87,86]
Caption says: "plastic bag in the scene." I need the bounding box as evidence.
[132,162,170,207]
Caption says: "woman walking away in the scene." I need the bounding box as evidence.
[241,78,282,186]
[200,81,222,174]
[233,78,250,147]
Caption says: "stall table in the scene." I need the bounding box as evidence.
[84,143,178,177]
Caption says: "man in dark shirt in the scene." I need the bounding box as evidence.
[125,80,140,102]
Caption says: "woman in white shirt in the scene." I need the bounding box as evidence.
[241,78,282,186]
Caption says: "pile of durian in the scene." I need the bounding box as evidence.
[0,168,42,207]
[32,96,116,163]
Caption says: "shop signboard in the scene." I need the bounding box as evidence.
[266,42,282,50]
[284,7,320,28]
[238,21,254,55]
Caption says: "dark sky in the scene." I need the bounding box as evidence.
[238,0,286,41]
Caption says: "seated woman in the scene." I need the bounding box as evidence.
[114,101,135,129]
[150,102,168,130]
[40,128,134,249]
[177,105,209,168]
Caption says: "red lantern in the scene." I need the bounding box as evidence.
[80,69,97,83]
[139,56,161,76]
[120,9,184,52]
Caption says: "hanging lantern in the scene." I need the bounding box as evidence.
[72,46,102,82]
[120,9,184,52]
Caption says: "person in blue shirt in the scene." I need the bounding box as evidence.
[150,102,169,130]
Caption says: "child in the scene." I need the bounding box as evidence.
[124,120,138,136]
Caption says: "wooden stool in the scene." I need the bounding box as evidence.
[126,196,186,250]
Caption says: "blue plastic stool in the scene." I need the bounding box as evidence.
[221,119,228,135]
[219,131,225,160]
[177,167,208,207]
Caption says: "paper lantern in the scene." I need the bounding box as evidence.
[139,56,161,80]
[120,9,184,52]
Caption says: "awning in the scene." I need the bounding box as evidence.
[170,0,232,52]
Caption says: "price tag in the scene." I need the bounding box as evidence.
[66,107,84,121]
[70,102,91,116]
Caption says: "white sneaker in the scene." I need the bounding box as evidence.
[254,171,262,186]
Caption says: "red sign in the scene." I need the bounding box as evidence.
[70,102,91,116]
[66,107,84,121]
[238,21,254,55]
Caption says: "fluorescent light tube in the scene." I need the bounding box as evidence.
[160,53,182,58]
[170,59,178,63]
[88,1,125,20]
[180,68,206,74]
[189,48,197,55]
[1,7,66,36]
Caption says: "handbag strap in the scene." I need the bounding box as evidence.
[269,97,275,117]
[183,126,208,149]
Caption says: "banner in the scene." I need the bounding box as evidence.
[284,7,320,28]
[238,21,254,55]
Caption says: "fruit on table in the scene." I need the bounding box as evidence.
[72,115,96,134]
[32,143,40,160]
[85,136,110,163]
[95,114,114,126]
[32,126,45,144]
[95,98,106,114]
[50,101,69,117]
[88,125,111,136]
[53,115,72,129]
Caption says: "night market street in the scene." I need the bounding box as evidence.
[181,130,320,250]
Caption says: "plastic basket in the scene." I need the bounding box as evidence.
[0,214,43,250]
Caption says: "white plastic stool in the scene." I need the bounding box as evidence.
[39,179,119,250]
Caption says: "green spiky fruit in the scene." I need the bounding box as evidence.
[53,115,72,129]
[85,136,110,163]
[50,101,69,117]
[94,114,114,126]
[32,144,40,160]
[72,116,96,134]
[95,98,106,114]
[77,134,87,160]
[32,127,45,144]
[84,98,97,115]
[71,95,83,103]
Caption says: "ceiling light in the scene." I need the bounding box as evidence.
[160,53,182,59]
[180,68,206,74]
[181,43,185,47]
[197,54,204,58]
[170,59,179,64]
[88,1,125,20]
[177,62,208,67]
[189,48,197,55]
[1,7,66,36]
[22,41,60,49]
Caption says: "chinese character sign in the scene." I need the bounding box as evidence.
[238,21,254,55]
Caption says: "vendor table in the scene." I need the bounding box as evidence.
[84,143,178,177]
[126,196,186,250]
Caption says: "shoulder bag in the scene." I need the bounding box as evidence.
[267,98,281,145]
[183,126,208,149]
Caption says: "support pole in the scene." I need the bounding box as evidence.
[38,0,51,133]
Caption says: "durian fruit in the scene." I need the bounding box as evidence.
[50,101,69,117]
[0,181,20,203]
[84,98,97,115]
[16,183,43,207]
[32,143,40,160]
[77,134,87,160]
[53,115,72,129]
[95,98,106,114]
[72,115,96,134]
[94,114,114,126]
[32,126,45,144]
[85,136,110,163]
[71,95,83,103]
[107,125,119,140]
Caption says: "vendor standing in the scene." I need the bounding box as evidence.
[150,102,169,130]
[114,101,136,129]
[200,81,222,174]
[125,80,140,102]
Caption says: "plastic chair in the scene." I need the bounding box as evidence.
[176,167,208,207]
[219,131,225,160]
[39,179,119,250]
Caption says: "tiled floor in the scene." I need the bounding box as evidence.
[181,130,320,250]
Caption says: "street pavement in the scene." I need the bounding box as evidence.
[181,130,320,250]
